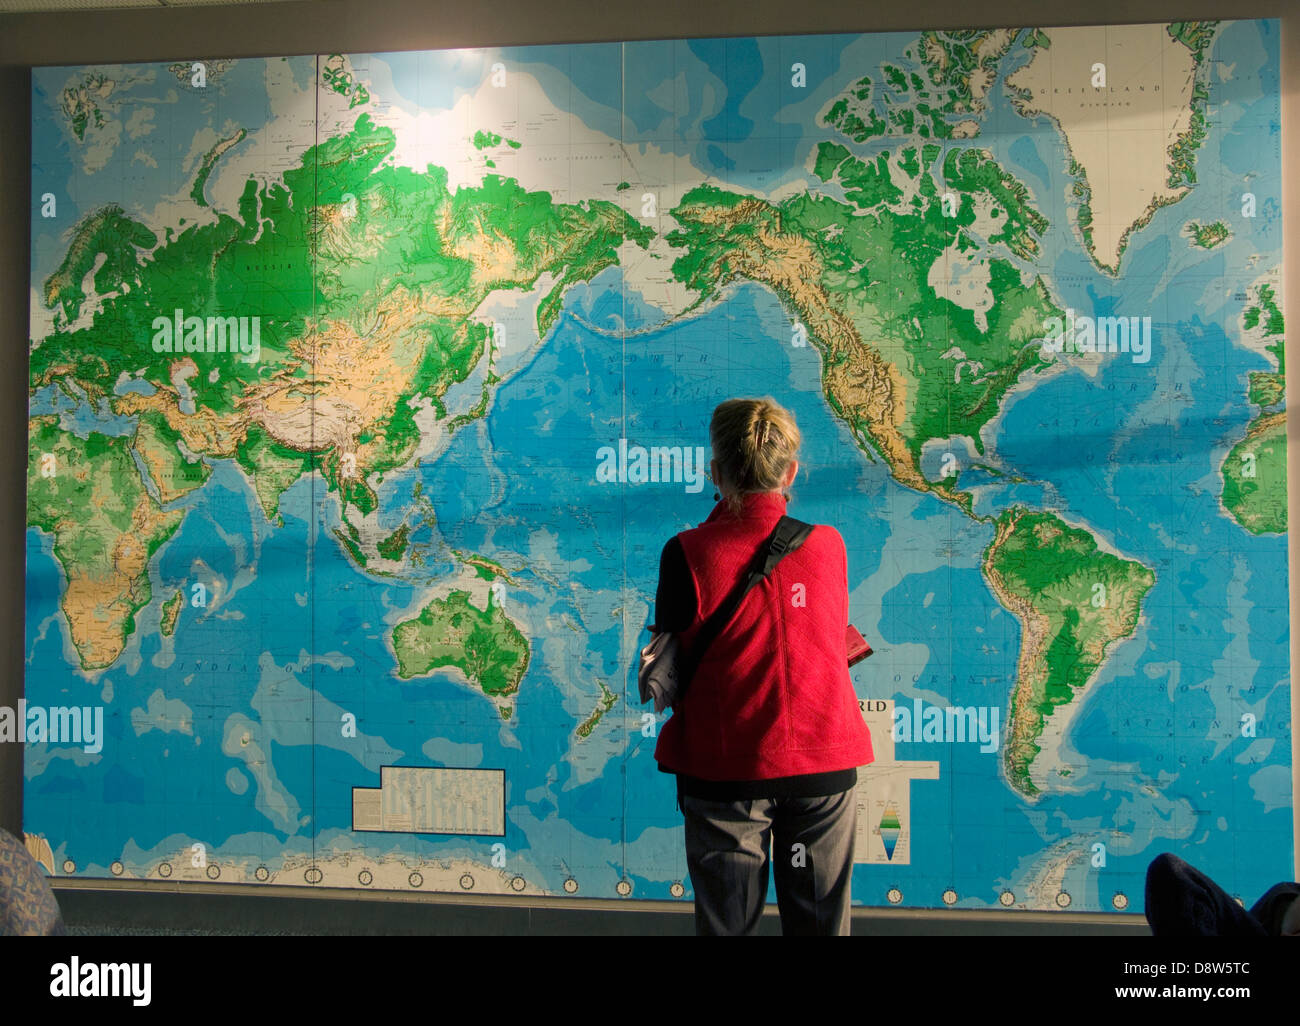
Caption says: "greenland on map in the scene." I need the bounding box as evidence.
[23,20,1291,912]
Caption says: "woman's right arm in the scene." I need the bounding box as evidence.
[651,536,697,633]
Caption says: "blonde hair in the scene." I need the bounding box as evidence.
[710,397,801,514]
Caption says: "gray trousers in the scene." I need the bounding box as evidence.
[680,786,857,935]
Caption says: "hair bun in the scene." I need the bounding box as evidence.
[710,397,801,511]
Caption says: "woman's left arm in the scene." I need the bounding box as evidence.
[651,536,697,633]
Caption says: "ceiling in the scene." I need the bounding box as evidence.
[1,0,304,12]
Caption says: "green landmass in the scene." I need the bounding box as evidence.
[1222,282,1286,534]
[915,29,1019,117]
[1185,220,1230,249]
[133,409,212,503]
[190,128,247,207]
[27,416,182,670]
[334,518,367,568]
[667,135,1059,511]
[42,205,156,325]
[166,60,234,88]
[1168,22,1219,56]
[1222,418,1286,535]
[59,72,112,142]
[35,112,656,614]
[391,589,530,704]
[822,31,1018,144]
[1249,372,1285,409]
[452,551,513,582]
[984,509,1156,798]
[234,426,314,523]
[160,588,183,637]
[1243,283,1286,369]
[576,680,617,738]
[321,55,369,107]
[942,147,1048,259]
[1165,23,1219,190]
[377,523,410,561]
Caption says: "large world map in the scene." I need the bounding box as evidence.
[21,20,1291,913]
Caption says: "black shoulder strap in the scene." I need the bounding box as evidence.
[676,515,815,700]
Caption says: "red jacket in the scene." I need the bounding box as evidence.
[653,490,874,780]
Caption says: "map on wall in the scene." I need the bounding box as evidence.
[23,20,1291,913]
